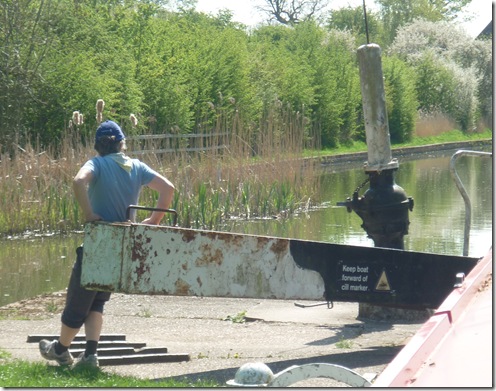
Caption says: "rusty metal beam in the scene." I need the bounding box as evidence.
[81,222,479,309]
[81,222,325,300]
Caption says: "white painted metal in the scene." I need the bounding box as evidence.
[81,222,128,289]
[449,150,492,256]
[268,363,372,387]
[357,44,398,172]
[226,362,372,387]
[81,222,325,300]
[226,362,275,387]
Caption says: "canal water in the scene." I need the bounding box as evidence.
[0,147,492,307]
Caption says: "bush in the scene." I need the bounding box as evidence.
[389,19,489,132]
[413,52,478,132]
[316,29,362,147]
[383,56,418,143]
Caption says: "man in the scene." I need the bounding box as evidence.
[39,120,175,368]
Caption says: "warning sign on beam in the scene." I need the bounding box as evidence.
[375,270,391,291]
[337,262,395,296]
[289,239,479,309]
[340,264,370,292]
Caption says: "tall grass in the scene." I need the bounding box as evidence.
[137,103,320,230]
[0,103,320,236]
[0,135,89,236]
[0,100,490,237]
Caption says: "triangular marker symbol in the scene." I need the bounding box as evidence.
[375,270,391,291]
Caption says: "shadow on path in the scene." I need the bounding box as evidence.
[156,345,403,385]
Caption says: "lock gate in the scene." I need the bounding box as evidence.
[81,221,479,310]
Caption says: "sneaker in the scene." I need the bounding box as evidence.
[39,339,74,366]
[72,352,99,369]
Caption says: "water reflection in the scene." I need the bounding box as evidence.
[0,148,492,307]
[226,149,492,257]
[0,236,82,306]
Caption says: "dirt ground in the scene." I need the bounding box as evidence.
[0,290,429,387]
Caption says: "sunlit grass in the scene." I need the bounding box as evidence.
[395,128,492,146]
[0,358,220,387]
[312,128,492,157]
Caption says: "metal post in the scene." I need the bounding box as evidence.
[338,44,413,250]
[362,0,370,44]
[357,44,398,173]
[449,150,492,256]
[338,44,418,319]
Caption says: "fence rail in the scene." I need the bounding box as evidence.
[127,132,229,155]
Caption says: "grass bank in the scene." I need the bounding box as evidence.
[307,129,492,157]
[0,354,220,387]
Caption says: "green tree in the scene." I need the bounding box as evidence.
[0,0,487,156]
[0,0,61,152]
[383,56,418,143]
[249,24,316,112]
[250,22,362,148]
[468,37,493,127]
[257,0,327,25]
[313,28,362,147]
[132,11,254,135]
[327,6,384,47]
[390,19,486,131]
[376,0,472,46]
[35,0,143,144]
[412,52,479,132]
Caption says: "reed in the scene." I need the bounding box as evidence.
[415,111,458,137]
[137,102,320,230]
[0,102,319,235]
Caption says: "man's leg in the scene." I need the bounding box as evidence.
[40,246,92,365]
[83,310,103,357]
[59,323,81,349]
[84,311,103,341]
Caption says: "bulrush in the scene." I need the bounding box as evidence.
[130,114,138,127]
[72,111,80,126]
[96,99,105,124]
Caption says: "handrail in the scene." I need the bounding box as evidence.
[126,205,178,226]
[449,150,492,256]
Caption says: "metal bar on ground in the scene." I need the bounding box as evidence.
[98,353,190,366]
[27,334,127,343]
[68,340,147,349]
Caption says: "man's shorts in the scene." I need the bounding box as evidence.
[61,246,111,329]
